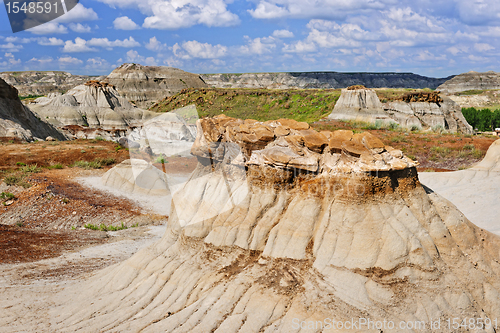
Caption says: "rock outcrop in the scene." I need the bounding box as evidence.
[101,159,170,196]
[0,78,65,141]
[438,71,500,93]
[104,63,208,108]
[203,72,454,90]
[327,86,394,123]
[9,116,500,332]
[420,139,500,235]
[29,80,158,132]
[329,86,474,134]
[0,71,99,97]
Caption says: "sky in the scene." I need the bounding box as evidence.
[0,0,499,77]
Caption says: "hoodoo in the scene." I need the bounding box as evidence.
[2,116,500,332]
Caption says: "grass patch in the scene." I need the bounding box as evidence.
[46,163,64,170]
[150,88,341,123]
[72,158,116,169]
[391,135,409,143]
[0,192,15,200]
[84,222,139,232]
[21,164,42,173]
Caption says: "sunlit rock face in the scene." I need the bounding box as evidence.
[329,86,473,134]
[10,116,500,333]
[0,78,65,141]
[105,63,208,109]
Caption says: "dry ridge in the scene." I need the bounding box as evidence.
[2,116,500,332]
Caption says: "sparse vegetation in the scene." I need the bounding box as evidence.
[0,192,15,200]
[72,158,116,169]
[84,222,139,232]
[21,164,42,173]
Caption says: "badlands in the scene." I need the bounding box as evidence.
[1,114,500,332]
[1,66,500,333]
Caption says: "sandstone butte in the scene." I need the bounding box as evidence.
[2,115,500,333]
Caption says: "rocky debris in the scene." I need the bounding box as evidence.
[420,139,500,234]
[29,80,159,133]
[346,84,367,90]
[0,71,100,96]
[438,71,500,93]
[396,91,443,103]
[191,115,416,173]
[104,63,207,108]
[118,137,140,149]
[202,71,454,90]
[61,125,129,141]
[0,78,66,141]
[22,116,500,332]
[329,86,474,134]
[45,136,56,141]
[101,159,170,196]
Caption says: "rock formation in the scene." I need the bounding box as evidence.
[101,159,170,196]
[203,72,454,90]
[7,116,500,332]
[0,78,65,141]
[327,86,394,123]
[329,86,474,134]
[0,71,99,97]
[29,80,158,133]
[438,71,500,94]
[420,139,500,235]
[104,63,208,108]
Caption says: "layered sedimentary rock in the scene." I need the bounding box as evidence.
[29,81,158,132]
[438,71,500,93]
[420,139,500,235]
[0,71,98,96]
[327,86,394,123]
[0,78,65,141]
[9,116,500,332]
[202,72,453,90]
[104,63,208,108]
[329,86,474,134]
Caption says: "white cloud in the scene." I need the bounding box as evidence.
[447,45,469,55]
[87,37,141,49]
[282,40,316,53]
[63,38,98,53]
[182,40,227,58]
[38,37,65,46]
[69,23,92,33]
[113,16,140,30]
[125,50,157,65]
[28,22,68,35]
[4,53,21,65]
[96,0,240,29]
[27,57,54,65]
[58,56,83,65]
[272,29,294,38]
[4,37,34,44]
[54,4,99,23]
[240,37,276,55]
[474,43,495,52]
[145,37,167,52]
[0,43,23,52]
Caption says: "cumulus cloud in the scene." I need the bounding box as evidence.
[272,30,294,38]
[474,43,495,52]
[126,50,158,65]
[145,37,167,52]
[113,16,140,30]
[38,37,65,46]
[28,22,68,35]
[58,56,83,65]
[69,23,92,33]
[0,43,23,52]
[96,0,240,29]
[54,4,98,23]
[87,37,141,49]
[63,38,98,53]
[182,40,227,58]
[240,37,276,55]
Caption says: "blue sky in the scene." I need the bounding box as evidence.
[0,0,499,77]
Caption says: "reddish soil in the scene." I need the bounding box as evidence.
[0,139,129,171]
[0,224,106,264]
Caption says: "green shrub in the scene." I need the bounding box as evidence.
[156,154,168,164]
[388,122,400,131]
[84,222,137,232]
[16,162,26,166]
[0,192,15,200]
[463,144,475,150]
[47,163,64,170]
[73,158,116,169]
[21,164,42,173]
